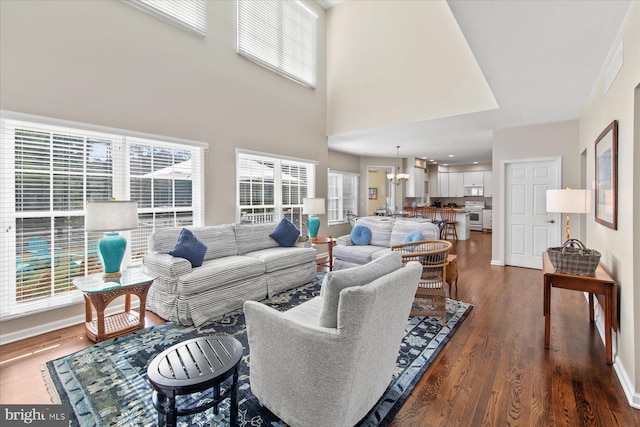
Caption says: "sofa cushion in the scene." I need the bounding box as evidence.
[389,220,439,247]
[355,217,394,247]
[332,244,386,266]
[177,255,265,296]
[169,228,208,267]
[235,222,280,255]
[350,225,372,246]
[149,224,238,261]
[318,251,402,328]
[269,218,300,247]
[246,246,317,273]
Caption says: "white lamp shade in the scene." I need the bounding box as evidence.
[86,201,139,232]
[302,198,325,215]
[546,189,591,214]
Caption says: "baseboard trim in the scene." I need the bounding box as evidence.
[0,301,139,345]
[587,293,639,409]
[490,259,503,266]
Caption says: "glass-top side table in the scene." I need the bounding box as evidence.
[73,267,155,343]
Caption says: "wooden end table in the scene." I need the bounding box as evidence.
[310,236,336,271]
[73,268,155,343]
[542,251,617,364]
[446,254,458,296]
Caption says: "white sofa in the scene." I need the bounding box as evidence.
[143,222,317,326]
[332,216,440,270]
[244,252,421,427]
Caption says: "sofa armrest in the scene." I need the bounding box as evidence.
[143,253,192,279]
[335,234,353,246]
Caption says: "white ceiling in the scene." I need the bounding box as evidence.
[322,0,631,166]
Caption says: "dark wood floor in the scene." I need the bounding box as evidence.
[1,232,638,425]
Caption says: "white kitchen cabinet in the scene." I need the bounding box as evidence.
[483,171,492,197]
[438,172,449,197]
[405,166,425,198]
[463,171,484,187]
[449,172,465,197]
[429,170,439,197]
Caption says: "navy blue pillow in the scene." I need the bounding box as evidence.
[350,225,372,246]
[169,228,208,267]
[270,218,300,247]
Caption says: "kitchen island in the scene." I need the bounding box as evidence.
[391,209,471,240]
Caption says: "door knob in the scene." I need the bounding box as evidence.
[546,219,556,224]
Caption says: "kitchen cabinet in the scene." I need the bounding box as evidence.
[449,172,465,197]
[483,171,492,197]
[438,172,449,197]
[405,166,425,198]
[463,171,484,187]
[429,170,439,197]
[482,209,492,231]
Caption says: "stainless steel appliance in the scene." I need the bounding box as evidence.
[465,201,485,231]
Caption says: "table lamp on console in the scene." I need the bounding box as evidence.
[546,188,590,241]
[302,197,325,241]
[86,200,138,279]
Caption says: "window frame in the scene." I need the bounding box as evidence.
[124,0,207,37]
[237,0,318,88]
[0,111,207,320]
[328,169,359,225]
[236,149,317,227]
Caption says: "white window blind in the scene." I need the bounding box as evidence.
[125,0,207,36]
[328,170,359,223]
[237,0,318,88]
[237,151,316,229]
[0,113,205,320]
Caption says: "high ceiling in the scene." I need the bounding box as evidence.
[321,0,631,166]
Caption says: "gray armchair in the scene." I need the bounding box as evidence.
[244,253,421,427]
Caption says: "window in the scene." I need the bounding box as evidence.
[125,0,207,36]
[328,170,359,224]
[237,0,318,88]
[237,150,316,228]
[0,113,205,319]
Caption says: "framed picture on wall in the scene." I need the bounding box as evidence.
[368,187,378,200]
[594,120,618,230]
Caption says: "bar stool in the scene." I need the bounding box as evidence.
[440,207,458,241]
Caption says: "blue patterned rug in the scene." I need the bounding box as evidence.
[42,273,471,427]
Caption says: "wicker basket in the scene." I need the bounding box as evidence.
[547,239,601,276]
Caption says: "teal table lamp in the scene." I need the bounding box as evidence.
[303,198,325,241]
[86,200,138,279]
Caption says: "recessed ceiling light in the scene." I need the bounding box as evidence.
[448,154,454,157]
[431,161,438,164]
[473,161,479,164]
[429,159,435,162]
[442,163,449,166]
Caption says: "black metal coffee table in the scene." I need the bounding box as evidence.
[147,335,243,427]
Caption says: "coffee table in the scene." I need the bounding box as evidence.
[73,268,155,342]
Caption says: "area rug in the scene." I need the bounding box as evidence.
[42,273,472,427]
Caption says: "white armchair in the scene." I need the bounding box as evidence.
[243,253,422,427]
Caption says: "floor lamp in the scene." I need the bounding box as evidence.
[546,189,590,242]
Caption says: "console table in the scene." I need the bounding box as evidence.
[542,252,617,364]
[73,268,155,342]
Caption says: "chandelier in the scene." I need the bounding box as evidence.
[387,145,410,185]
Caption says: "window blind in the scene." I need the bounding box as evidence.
[237,151,316,229]
[125,0,207,36]
[328,170,359,223]
[0,113,205,320]
[237,0,318,88]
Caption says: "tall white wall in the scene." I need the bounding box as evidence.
[578,1,639,406]
[0,0,327,341]
[325,0,497,136]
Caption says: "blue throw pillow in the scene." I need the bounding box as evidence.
[169,228,208,267]
[269,218,300,247]
[403,230,423,244]
[350,225,372,246]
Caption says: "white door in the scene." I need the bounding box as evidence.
[504,159,561,269]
